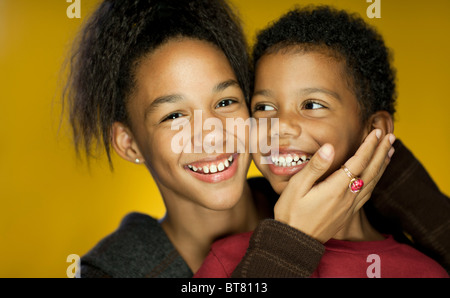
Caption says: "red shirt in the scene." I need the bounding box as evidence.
[194,232,448,278]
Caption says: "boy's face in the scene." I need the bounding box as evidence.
[251,51,368,194]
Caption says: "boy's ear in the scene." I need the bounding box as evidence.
[111,122,145,164]
[366,111,394,138]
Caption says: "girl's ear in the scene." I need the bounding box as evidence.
[366,111,394,139]
[111,122,145,164]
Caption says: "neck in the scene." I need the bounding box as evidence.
[159,182,261,273]
[333,209,385,242]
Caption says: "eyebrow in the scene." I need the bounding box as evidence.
[144,93,184,120]
[298,87,341,101]
[252,89,274,98]
[253,87,341,101]
[144,79,240,119]
[213,79,240,93]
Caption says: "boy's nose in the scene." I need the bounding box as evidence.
[276,111,302,139]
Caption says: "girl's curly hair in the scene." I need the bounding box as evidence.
[62,0,250,166]
[252,5,397,122]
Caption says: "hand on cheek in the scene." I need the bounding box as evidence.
[273,129,395,243]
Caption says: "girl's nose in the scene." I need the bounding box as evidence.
[191,110,228,153]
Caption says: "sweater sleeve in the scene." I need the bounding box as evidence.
[231,219,325,278]
[366,139,450,272]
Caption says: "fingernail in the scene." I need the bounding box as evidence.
[389,134,396,145]
[375,129,382,139]
[319,144,333,160]
[388,147,395,158]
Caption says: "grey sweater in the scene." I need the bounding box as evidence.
[81,212,193,277]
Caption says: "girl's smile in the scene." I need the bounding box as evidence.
[184,153,239,183]
[124,38,252,210]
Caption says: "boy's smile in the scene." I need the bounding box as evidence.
[251,49,368,194]
[265,148,312,176]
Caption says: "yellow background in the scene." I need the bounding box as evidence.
[1,0,449,277]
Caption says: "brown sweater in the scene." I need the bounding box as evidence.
[232,140,450,277]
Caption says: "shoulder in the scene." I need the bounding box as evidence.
[195,232,252,278]
[383,237,449,278]
[80,212,192,278]
[210,232,253,258]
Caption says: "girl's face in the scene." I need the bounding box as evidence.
[251,50,368,194]
[126,38,251,210]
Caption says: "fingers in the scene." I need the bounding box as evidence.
[343,129,384,177]
[321,129,383,190]
[361,133,395,180]
[351,132,395,193]
[320,129,394,205]
[351,133,395,210]
[289,143,335,197]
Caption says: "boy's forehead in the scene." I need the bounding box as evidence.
[265,43,345,61]
[252,47,357,103]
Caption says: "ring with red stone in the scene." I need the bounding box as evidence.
[341,165,364,193]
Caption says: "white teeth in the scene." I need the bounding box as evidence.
[188,155,234,174]
[271,154,311,167]
[203,166,209,174]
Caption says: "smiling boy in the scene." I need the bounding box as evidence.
[194,6,449,278]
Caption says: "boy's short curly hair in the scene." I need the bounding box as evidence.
[63,0,250,166]
[252,5,397,122]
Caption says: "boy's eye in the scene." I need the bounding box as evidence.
[215,99,236,108]
[162,112,183,122]
[304,101,325,110]
[253,104,275,112]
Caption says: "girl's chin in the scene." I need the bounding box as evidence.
[202,192,243,211]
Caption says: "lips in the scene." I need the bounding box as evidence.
[184,153,239,183]
[266,150,312,176]
[186,155,234,174]
[271,152,311,167]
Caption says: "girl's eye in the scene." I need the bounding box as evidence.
[162,112,183,122]
[253,104,275,112]
[304,101,325,110]
[215,99,236,108]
